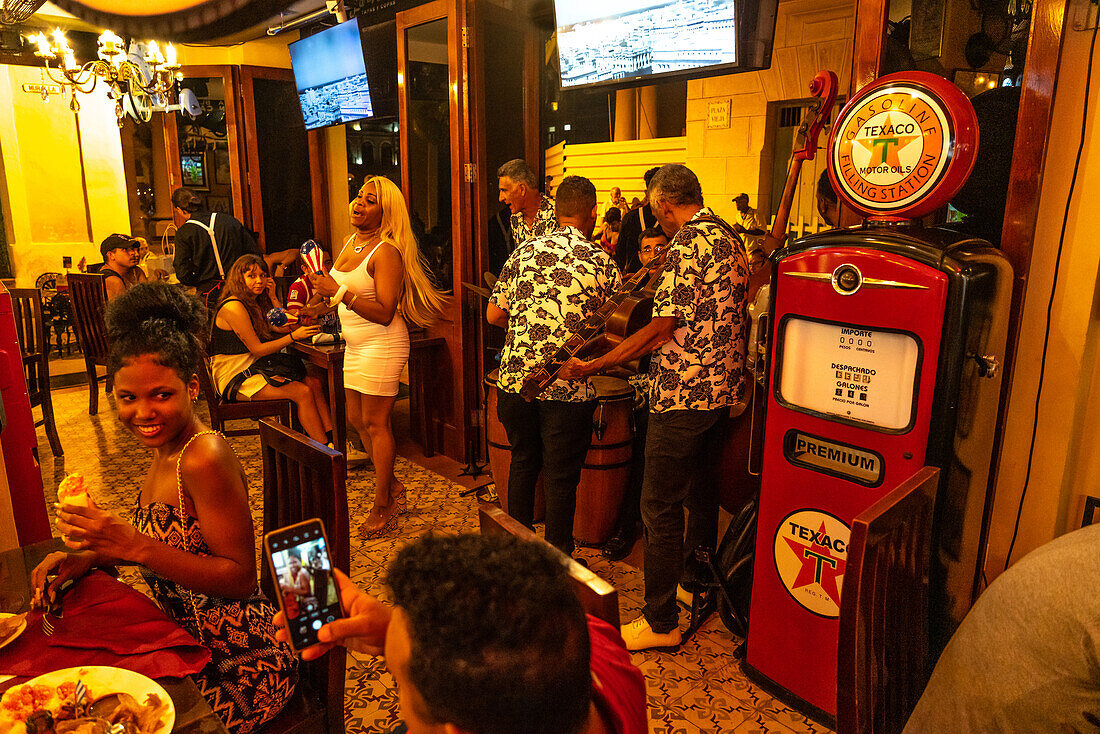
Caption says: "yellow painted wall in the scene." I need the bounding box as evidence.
[325,126,353,252]
[177,35,293,69]
[982,8,1100,578]
[0,64,129,285]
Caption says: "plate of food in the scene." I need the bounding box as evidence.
[0,613,27,651]
[0,666,174,734]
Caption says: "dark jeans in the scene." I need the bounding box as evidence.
[640,407,728,633]
[497,390,597,555]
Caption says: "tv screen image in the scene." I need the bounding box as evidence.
[554,0,773,90]
[289,19,374,130]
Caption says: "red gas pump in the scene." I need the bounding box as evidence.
[745,72,1012,721]
[0,283,49,546]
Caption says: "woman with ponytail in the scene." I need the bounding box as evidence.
[312,176,446,537]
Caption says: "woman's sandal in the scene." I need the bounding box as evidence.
[359,504,400,539]
[392,484,409,516]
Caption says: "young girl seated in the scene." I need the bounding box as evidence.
[209,254,334,445]
[34,283,298,733]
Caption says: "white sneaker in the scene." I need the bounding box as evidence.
[346,447,372,468]
[620,615,682,652]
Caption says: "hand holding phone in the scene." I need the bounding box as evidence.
[272,567,392,660]
[264,519,345,653]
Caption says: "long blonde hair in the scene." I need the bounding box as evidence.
[360,176,447,328]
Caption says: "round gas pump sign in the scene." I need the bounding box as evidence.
[829,71,979,219]
[773,509,851,618]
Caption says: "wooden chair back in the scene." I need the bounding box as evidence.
[259,418,349,734]
[197,357,293,437]
[9,288,62,456]
[837,466,939,734]
[66,273,111,415]
[478,503,620,627]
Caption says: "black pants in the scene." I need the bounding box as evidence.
[640,407,728,633]
[497,390,597,556]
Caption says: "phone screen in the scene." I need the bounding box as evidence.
[266,520,343,651]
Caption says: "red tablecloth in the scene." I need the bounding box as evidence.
[0,571,210,680]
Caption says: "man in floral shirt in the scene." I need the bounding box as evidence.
[487,175,622,556]
[498,158,557,245]
[560,163,748,650]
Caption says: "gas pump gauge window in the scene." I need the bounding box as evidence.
[775,316,923,432]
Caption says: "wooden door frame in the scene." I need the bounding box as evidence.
[238,65,298,253]
[850,0,1070,592]
[467,0,540,417]
[398,0,475,461]
[170,65,248,223]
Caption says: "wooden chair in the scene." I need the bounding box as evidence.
[9,288,63,457]
[197,357,294,437]
[259,418,349,734]
[478,503,619,627]
[837,466,939,734]
[66,273,111,415]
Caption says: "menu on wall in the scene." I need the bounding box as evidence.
[778,318,921,431]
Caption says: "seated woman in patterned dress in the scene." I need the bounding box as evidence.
[32,282,298,734]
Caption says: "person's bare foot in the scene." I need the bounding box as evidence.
[359,503,399,539]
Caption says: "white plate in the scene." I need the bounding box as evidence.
[0,613,27,651]
[1,665,175,733]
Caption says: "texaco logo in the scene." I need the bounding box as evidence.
[773,509,850,618]
[833,85,952,212]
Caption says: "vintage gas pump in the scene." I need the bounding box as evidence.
[744,71,1012,720]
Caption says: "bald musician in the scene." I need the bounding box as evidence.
[561,164,749,651]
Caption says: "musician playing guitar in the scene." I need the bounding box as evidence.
[486,175,622,558]
[559,164,749,652]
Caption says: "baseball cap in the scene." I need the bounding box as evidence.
[100,233,137,257]
[733,193,749,203]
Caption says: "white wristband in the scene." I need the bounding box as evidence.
[330,284,349,307]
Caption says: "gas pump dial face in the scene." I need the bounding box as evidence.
[828,71,979,220]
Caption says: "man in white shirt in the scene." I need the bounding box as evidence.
[732,193,767,254]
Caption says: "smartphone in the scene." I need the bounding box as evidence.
[263,518,344,653]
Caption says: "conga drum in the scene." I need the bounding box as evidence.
[574,376,635,545]
[484,370,545,520]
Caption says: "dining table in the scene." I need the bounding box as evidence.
[0,538,230,734]
[289,339,347,457]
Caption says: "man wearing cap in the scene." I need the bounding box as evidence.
[732,193,767,254]
[171,187,260,308]
[100,234,146,302]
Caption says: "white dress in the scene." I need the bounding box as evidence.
[332,239,410,397]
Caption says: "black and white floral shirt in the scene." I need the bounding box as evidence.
[510,194,557,245]
[649,206,748,413]
[491,226,622,402]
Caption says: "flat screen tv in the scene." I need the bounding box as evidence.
[289,18,374,130]
[554,0,778,90]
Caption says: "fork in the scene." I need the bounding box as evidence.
[40,579,69,636]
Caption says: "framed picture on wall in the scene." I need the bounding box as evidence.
[213,146,232,186]
[181,152,208,190]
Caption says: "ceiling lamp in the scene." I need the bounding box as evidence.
[1,0,47,24]
[26,28,185,125]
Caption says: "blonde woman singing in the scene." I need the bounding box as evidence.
[312,176,446,537]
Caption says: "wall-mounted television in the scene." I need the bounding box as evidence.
[289,18,374,130]
[554,0,778,90]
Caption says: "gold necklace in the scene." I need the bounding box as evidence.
[352,230,381,254]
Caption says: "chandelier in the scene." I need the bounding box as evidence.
[26,28,182,125]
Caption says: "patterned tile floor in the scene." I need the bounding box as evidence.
[33,380,833,734]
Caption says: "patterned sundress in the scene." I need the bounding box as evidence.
[130,432,298,734]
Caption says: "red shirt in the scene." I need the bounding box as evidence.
[587,616,648,734]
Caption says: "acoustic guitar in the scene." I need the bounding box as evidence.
[517,244,669,401]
